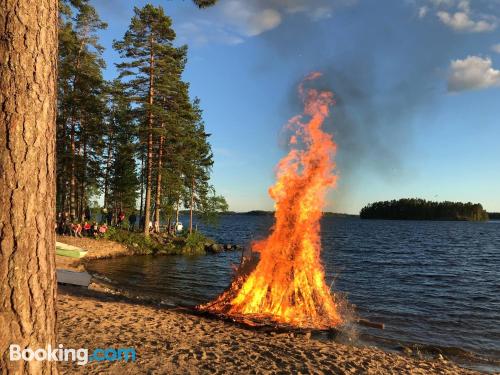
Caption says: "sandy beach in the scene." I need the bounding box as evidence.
[56,235,131,261]
[55,285,477,374]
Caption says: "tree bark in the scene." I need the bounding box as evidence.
[69,118,76,219]
[0,0,58,373]
[139,150,144,224]
[189,177,195,234]
[79,138,87,221]
[176,199,180,227]
[143,35,155,237]
[103,130,114,210]
[154,133,164,229]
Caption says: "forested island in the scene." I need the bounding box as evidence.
[360,198,489,221]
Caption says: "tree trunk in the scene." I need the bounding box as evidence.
[103,133,113,209]
[143,35,155,237]
[139,150,144,224]
[154,133,164,229]
[56,120,66,213]
[79,139,87,221]
[0,0,58,374]
[189,177,195,234]
[69,118,76,219]
[176,199,180,226]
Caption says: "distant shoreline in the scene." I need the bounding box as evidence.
[179,210,359,218]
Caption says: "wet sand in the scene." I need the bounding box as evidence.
[56,285,478,374]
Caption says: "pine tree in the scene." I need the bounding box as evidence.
[106,81,140,216]
[180,99,215,233]
[114,5,179,236]
[57,0,107,219]
[152,50,191,227]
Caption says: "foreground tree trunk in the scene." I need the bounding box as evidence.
[0,0,58,374]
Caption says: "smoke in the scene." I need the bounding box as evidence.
[255,0,468,210]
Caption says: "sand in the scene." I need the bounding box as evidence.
[56,285,478,375]
[56,235,130,260]
[55,235,130,273]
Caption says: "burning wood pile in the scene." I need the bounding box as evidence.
[199,73,345,330]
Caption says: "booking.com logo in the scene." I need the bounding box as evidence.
[9,344,136,366]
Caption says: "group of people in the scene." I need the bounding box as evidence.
[56,212,108,238]
[56,209,183,237]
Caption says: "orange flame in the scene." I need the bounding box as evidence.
[201,72,342,328]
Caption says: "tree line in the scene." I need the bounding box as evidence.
[56,1,227,237]
[360,198,489,221]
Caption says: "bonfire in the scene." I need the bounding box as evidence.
[200,72,343,329]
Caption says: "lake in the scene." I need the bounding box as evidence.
[86,215,500,371]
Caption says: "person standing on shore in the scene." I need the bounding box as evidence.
[129,213,137,231]
[84,206,91,221]
[106,210,112,226]
[83,221,91,236]
[118,210,125,227]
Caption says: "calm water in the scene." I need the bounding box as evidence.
[86,215,500,369]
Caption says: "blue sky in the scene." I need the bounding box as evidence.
[90,0,500,213]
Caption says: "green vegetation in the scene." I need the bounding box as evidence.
[56,1,226,234]
[243,210,274,216]
[488,212,500,220]
[184,231,214,255]
[103,228,213,256]
[360,198,489,221]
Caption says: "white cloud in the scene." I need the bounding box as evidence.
[221,1,282,37]
[176,20,244,46]
[264,0,343,19]
[448,55,500,92]
[175,0,353,46]
[416,0,498,33]
[492,43,500,54]
[437,11,496,32]
[457,0,470,12]
[418,6,428,18]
